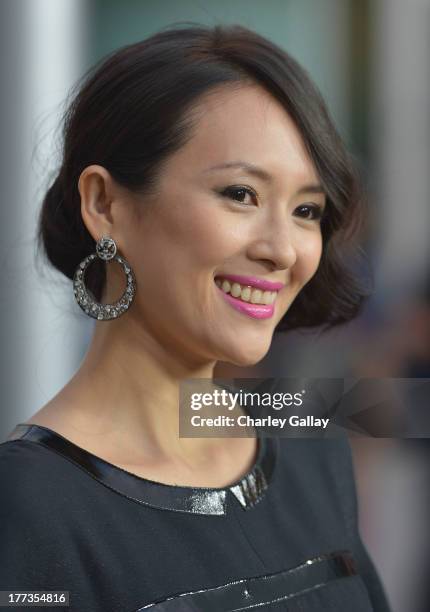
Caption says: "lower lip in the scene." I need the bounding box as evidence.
[216,284,275,319]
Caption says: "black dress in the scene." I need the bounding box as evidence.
[0,423,391,611]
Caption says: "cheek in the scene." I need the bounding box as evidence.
[130,199,239,299]
[161,207,242,274]
[183,215,235,265]
[295,232,323,283]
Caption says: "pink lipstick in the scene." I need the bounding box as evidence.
[218,290,275,319]
[215,275,282,320]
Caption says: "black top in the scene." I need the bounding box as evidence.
[0,423,392,612]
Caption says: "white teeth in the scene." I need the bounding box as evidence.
[250,289,263,304]
[215,277,278,305]
[262,290,272,305]
[221,280,231,293]
[241,287,251,302]
[231,283,242,298]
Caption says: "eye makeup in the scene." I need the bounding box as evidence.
[215,185,326,221]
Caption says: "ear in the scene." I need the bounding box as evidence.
[78,165,115,242]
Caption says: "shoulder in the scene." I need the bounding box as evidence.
[0,435,69,475]
[0,440,80,589]
[0,440,64,513]
[0,437,53,480]
[278,434,356,489]
[0,436,98,523]
[277,434,355,479]
[276,435,358,530]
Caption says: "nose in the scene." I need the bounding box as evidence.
[246,216,298,272]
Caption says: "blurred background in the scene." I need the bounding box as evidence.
[1,0,429,610]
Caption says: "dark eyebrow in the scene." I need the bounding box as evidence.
[203,161,325,195]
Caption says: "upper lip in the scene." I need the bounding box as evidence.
[215,274,285,292]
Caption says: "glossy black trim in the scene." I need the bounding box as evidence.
[5,423,278,515]
[136,550,358,611]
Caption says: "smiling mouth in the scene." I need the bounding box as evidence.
[215,277,278,305]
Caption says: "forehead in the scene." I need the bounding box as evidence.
[166,84,320,185]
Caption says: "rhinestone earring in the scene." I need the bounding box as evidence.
[73,235,136,320]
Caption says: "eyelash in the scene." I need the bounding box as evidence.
[218,185,325,221]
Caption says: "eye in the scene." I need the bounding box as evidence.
[218,185,258,206]
[294,203,325,221]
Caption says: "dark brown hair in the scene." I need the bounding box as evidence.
[37,23,370,333]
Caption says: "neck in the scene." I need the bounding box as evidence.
[62,311,219,463]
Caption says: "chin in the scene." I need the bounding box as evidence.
[222,340,271,368]
[228,355,265,368]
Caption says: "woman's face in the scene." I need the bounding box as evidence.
[115,84,326,367]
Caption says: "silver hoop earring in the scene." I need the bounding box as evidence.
[73,235,136,321]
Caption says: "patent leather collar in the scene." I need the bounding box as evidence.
[7,423,278,516]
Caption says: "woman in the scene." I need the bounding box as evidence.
[0,24,391,611]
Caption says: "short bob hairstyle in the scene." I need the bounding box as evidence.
[37,23,369,333]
